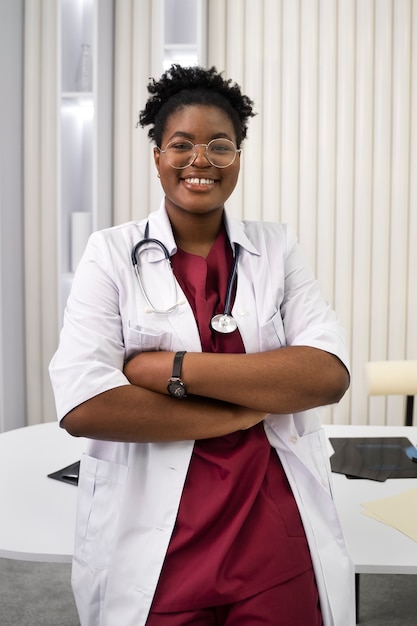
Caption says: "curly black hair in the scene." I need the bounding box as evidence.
[138,65,255,148]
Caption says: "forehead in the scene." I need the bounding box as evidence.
[163,105,236,142]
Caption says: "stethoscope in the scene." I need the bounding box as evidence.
[131,223,240,334]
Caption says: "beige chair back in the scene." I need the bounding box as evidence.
[365,361,417,426]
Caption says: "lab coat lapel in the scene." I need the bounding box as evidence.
[142,206,202,351]
[223,212,262,353]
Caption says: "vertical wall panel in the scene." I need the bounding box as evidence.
[207,0,226,71]
[408,1,417,362]
[316,0,340,424]
[113,0,163,224]
[388,0,411,362]
[113,1,134,224]
[262,0,282,223]
[148,0,165,213]
[280,0,300,229]
[1,0,25,431]
[223,0,245,217]
[24,0,42,424]
[316,0,337,304]
[332,0,355,424]
[225,0,245,80]
[131,0,152,217]
[24,0,58,425]
[386,0,412,422]
[40,1,59,422]
[348,1,375,425]
[298,1,318,267]
[242,0,264,220]
[368,0,392,424]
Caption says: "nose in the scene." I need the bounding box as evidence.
[190,144,210,166]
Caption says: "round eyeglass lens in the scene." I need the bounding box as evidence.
[163,139,238,169]
[206,139,238,167]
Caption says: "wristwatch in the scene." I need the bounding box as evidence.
[167,351,187,398]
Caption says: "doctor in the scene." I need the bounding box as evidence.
[49,65,354,625]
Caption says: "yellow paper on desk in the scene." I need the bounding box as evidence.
[361,487,417,542]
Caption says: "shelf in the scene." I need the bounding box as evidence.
[62,91,94,99]
[57,0,113,324]
[163,0,207,68]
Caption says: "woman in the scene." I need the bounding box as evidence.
[49,65,354,626]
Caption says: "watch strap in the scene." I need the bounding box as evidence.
[167,351,187,398]
[171,350,187,379]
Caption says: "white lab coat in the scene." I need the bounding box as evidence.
[49,201,355,626]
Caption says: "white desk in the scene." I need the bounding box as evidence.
[325,424,417,575]
[1,421,417,575]
[0,422,85,562]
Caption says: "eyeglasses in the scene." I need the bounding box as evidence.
[157,138,241,169]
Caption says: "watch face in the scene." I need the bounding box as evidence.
[167,380,187,398]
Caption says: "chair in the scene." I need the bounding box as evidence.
[365,360,417,426]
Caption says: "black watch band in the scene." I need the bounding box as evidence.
[167,351,187,398]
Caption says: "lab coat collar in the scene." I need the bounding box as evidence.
[146,200,261,258]
[144,201,178,260]
[223,211,260,257]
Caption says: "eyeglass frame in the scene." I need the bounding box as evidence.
[156,138,241,169]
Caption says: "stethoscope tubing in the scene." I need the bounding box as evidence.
[131,222,240,321]
[131,223,170,265]
[223,244,239,317]
[131,237,170,265]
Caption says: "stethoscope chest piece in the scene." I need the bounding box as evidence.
[210,313,238,334]
[209,242,240,334]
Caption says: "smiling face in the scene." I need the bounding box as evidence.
[154,104,241,223]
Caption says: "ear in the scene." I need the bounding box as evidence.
[153,146,160,176]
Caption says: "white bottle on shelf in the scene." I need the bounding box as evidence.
[75,43,92,92]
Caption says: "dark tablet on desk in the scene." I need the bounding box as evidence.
[47,460,80,486]
[329,437,417,481]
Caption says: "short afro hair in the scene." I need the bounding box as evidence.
[138,65,255,148]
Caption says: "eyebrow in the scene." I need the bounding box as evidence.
[167,131,232,142]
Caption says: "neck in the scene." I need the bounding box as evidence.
[168,207,225,257]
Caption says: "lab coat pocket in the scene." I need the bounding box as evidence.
[124,321,173,359]
[74,454,128,569]
[291,428,334,499]
[258,310,286,350]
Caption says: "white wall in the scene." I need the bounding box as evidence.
[0,0,26,431]
[207,0,417,426]
[14,0,417,429]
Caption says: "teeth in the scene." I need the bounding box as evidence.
[184,177,215,185]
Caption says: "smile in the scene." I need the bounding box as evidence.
[183,177,216,186]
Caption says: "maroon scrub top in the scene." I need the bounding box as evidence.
[151,227,313,612]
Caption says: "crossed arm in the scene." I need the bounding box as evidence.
[61,347,349,443]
